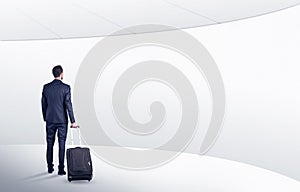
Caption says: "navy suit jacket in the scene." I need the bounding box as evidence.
[42,79,75,124]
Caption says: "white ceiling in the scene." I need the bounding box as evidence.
[0,0,299,40]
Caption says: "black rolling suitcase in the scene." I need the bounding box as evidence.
[67,128,93,182]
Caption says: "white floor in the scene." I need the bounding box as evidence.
[1,145,300,192]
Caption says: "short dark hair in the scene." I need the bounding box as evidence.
[52,65,63,78]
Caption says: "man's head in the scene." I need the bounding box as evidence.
[52,65,64,80]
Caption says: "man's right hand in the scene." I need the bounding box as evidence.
[71,123,79,128]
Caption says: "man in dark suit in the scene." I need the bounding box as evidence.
[42,65,77,175]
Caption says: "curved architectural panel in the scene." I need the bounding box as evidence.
[0,0,299,40]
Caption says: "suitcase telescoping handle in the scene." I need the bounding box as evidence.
[70,125,82,146]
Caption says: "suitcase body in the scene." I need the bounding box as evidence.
[66,147,93,182]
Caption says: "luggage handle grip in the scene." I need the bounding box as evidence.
[70,125,80,128]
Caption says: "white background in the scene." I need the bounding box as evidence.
[0,5,299,182]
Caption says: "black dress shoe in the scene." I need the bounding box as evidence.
[58,170,66,175]
[48,164,54,174]
[48,167,54,174]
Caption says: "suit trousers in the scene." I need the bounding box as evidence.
[46,122,68,168]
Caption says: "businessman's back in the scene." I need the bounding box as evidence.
[41,65,77,175]
[42,79,75,124]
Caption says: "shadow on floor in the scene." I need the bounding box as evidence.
[19,172,48,181]
[62,178,93,184]
[19,172,62,182]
